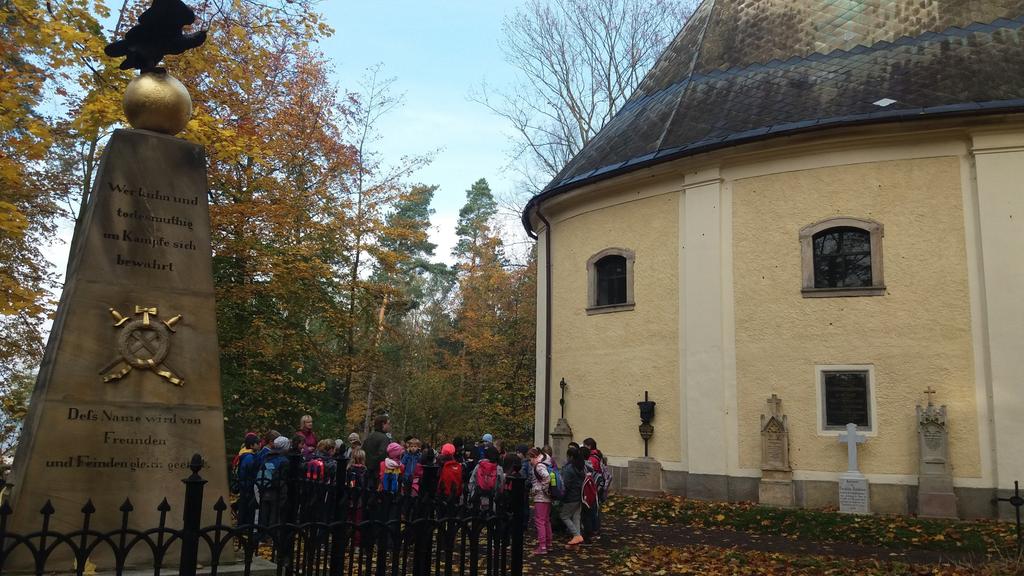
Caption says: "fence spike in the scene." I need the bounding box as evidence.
[213,496,227,512]
[157,498,171,512]
[120,498,134,513]
[40,499,55,516]
[81,499,96,515]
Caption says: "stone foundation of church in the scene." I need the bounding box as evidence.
[609,465,999,519]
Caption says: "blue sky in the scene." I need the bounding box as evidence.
[318,1,529,262]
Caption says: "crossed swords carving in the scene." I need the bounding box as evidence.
[100,305,185,386]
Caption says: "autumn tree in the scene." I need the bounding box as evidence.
[475,0,692,192]
[359,183,443,433]
[448,178,535,441]
[0,0,121,387]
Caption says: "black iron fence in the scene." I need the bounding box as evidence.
[0,453,527,576]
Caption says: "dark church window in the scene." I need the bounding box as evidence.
[799,217,884,297]
[820,369,873,432]
[586,248,635,314]
[812,227,872,288]
[595,255,627,305]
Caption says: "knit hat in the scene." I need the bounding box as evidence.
[386,442,403,459]
[271,436,291,453]
[481,433,493,443]
[348,432,361,445]
[440,443,456,457]
[244,432,260,445]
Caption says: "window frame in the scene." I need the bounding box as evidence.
[815,364,877,436]
[799,217,885,297]
[586,247,636,315]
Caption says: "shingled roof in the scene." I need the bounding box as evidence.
[523,0,1024,233]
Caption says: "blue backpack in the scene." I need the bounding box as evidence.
[257,454,287,490]
[546,462,565,499]
[380,466,402,493]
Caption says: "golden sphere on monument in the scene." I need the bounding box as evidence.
[123,69,192,135]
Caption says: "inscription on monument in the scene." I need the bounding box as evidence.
[42,406,205,473]
[102,182,203,274]
[839,476,870,514]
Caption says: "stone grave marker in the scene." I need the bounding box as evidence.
[837,423,870,514]
[916,387,958,518]
[758,394,794,507]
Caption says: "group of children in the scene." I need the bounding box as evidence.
[525,438,610,555]
[230,418,612,556]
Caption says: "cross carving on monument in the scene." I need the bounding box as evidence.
[923,386,937,406]
[838,423,866,473]
[767,393,783,418]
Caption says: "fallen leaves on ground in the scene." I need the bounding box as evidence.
[602,494,1017,555]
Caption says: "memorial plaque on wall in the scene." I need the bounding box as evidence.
[8,130,230,555]
[824,372,870,429]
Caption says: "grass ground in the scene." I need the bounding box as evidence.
[523,495,1024,575]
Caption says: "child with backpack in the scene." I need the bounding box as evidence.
[231,432,261,526]
[401,437,421,488]
[558,446,585,548]
[580,446,600,543]
[347,449,368,490]
[412,445,435,496]
[437,443,464,500]
[256,436,292,529]
[527,448,552,555]
[469,446,505,508]
[345,449,367,547]
[378,442,405,494]
[582,437,610,539]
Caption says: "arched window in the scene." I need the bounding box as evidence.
[800,218,884,297]
[586,248,635,314]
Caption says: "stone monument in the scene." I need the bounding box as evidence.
[758,394,794,507]
[626,391,663,496]
[916,387,958,518]
[7,0,229,566]
[837,423,870,514]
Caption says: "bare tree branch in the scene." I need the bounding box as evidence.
[472,0,693,199]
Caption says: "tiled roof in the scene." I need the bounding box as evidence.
[524,0,1024,232]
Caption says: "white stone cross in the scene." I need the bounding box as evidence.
[837,423,866,473]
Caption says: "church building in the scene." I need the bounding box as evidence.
[523,0,1024,518]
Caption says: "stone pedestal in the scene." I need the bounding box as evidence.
[550,418,573,465]
[7,129,230,567]
[624,457,663,497]
[916,402,958,518]
[839,472,871,514]
[757,395,794,507]
[759,470,795,507]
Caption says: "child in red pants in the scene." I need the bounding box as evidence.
[527,447,552,555]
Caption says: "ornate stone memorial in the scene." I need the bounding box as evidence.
[838,423,870,514]
[7,2,228,567]
[626,391,663,496]
[758,394,794,507]
[916,387,958,518]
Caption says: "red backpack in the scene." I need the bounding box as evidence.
[438,460,463,498]
[475,461,499,494]
[582,466,599,508]
[306,458,326,481]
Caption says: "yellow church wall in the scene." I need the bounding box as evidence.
[731,156,980,478]
[547,189,682,465]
